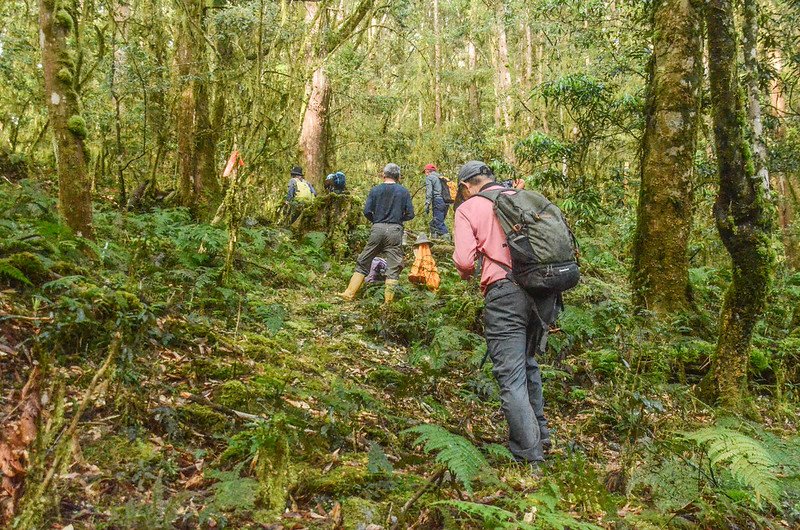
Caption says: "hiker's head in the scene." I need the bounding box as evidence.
[383,163,401,181]
[424,163,437,175]
[291,166,304,179]
[458,160,494,197]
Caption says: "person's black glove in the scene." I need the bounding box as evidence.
[425,204,430,215]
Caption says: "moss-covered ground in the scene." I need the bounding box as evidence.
[1,180,799,529]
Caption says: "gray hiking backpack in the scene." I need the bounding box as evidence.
[478,188,580,295]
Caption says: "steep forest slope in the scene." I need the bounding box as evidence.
[1,179,799,529]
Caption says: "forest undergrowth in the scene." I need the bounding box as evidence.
[2,178,800,529]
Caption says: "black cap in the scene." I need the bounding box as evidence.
[457,160,493,182]
[290,165,303,176]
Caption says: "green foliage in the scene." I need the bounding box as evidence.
[367,441,394,476]
[0,258,32,286]
[108,477,185,529]
[205,464,261,512]
[681,425,783,507]
[438,482,604,530]
[403,424,496,495]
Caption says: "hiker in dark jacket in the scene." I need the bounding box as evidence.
[424,164,449,239]
[338,163,414,303]
[452,160,559,464]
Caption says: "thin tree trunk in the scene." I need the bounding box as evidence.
[494,0,514,162]
[467,40,480,126]
[39,0,94,238]
[467,0,480,127]
[632,0,703,313]
[742,0,768,192]
[766,47,797,266]
[706,0,774,410]
[432,0,442,128]
[537,35,548,133]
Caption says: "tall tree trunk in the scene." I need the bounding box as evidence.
[494,0,514,161]
[537,34,548,133]
[467,40,480,126]
[706,0,774,410]
[298,67,331,192]
[297,0,374,189]
[632,0,702,313]
[432,0,442,128]
[767,47,797,266]
[466,0,480,127]
[39,0,94,238]
[175,0,195,207]
[742,0,768,192]
[298,1,330,191]
[193,6,220,220]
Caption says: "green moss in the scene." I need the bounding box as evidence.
[82,435,160,470]
[254,433,295,513]
[56,67,73,84]
[293,457,371,498]
[340,497,385,530]
[55,8,73,31]
[66,114,88,139]
[214,380,254,411]
[189,357,248,381]
[179,403,229,433]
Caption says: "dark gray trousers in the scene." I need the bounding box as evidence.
[354,223,404,280]
[483,279,558,462]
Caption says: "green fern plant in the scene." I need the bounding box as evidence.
[436,500,524,528]
[681,425,781,507]
[403,424,497,495]
[439,482,604,530]
[0,259,32,286]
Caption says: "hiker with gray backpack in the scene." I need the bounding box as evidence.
[452,160,579,464]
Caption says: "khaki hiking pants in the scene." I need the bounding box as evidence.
[354,223,404,280]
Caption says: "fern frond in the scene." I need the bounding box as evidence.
[435,500,528,528]
[682,426,781,507]
[485,443,516,463]
[0,260,32,286]
[403,424,490,495]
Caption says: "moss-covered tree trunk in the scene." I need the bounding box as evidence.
[175,0,195,207]
[631,0,702,314]
[706,0,774,410]
[193,7,221,220]
[175,0,219,218]
[39,0,94,239]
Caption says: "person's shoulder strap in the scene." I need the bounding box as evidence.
[477,187,512,202]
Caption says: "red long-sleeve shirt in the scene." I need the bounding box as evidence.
[452,184,512,294]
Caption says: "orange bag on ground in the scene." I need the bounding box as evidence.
[408,241,440,291]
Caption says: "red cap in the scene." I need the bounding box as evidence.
[424,164,437,171]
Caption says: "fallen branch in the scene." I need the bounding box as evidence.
[184,392,267,423]
[390,466,446,530]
